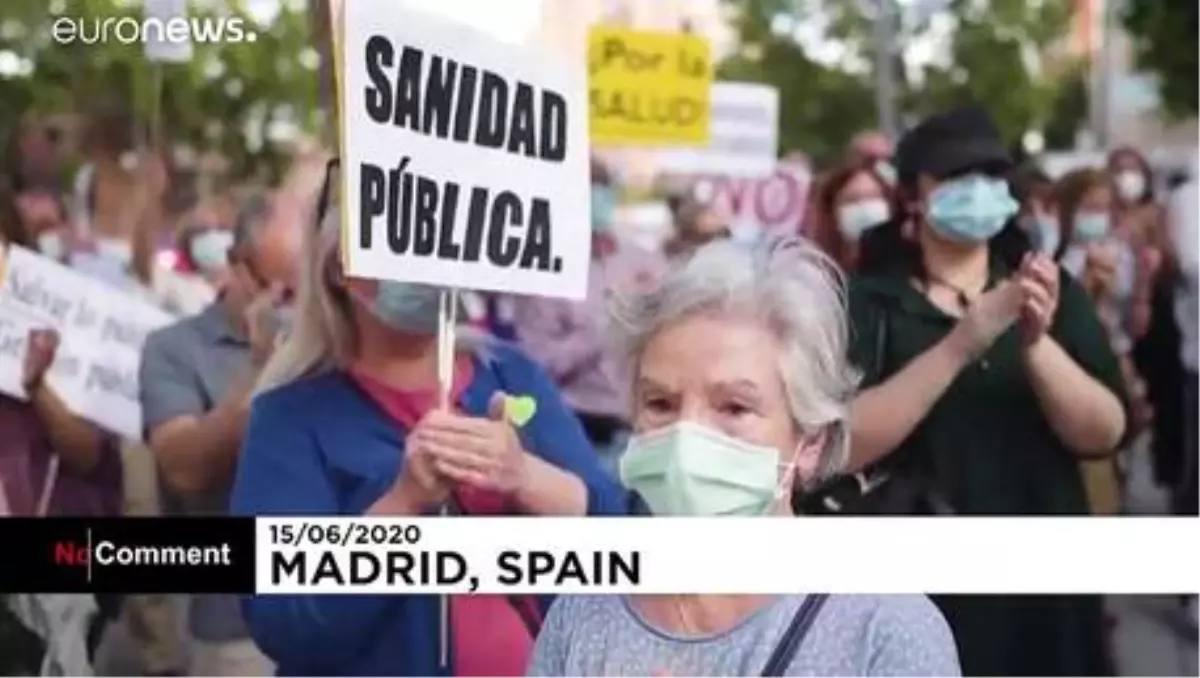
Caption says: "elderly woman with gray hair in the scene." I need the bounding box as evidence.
[528,239,960,677]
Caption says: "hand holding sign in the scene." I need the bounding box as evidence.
[22,329,59,393]
[388,416,453,513]
[416,393,529,495]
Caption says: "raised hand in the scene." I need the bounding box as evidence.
[1017,253,1060,348]
[22,328,60,392]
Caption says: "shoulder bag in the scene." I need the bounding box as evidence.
[796,310,953,516]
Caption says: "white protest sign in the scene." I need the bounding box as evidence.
[658,82,779,179]
[339,1,592,299]
[144,0,193,63]
[0,246,174,439]
[693,161,812,243]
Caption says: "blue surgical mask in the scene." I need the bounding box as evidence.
[189,230,234,274]
[1073,213,1110,244]
[1034,216,1061,255]
[926,174,1019,245]
[591,185,616,232]
[370,281,443,335]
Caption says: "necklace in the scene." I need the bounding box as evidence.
[922,274,977,311]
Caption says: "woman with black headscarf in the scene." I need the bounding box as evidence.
[844,107,1131,676]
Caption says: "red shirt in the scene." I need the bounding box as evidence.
[347,361,537,677]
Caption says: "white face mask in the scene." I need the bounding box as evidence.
[189,230,235,274]
[836,198,891,241]
[1115,170,1147,203]
[94,237,132,265]
[875,160,897,186]
[37,232,66,261]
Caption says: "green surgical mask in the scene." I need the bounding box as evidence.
[619,421,793,516]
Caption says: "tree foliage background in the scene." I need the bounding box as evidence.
[0,0,319,184]
[1121,0,1198,119]
[718,0,1082,166]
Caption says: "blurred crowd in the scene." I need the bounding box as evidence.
[0,102,1197,677]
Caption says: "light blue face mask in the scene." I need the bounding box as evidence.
[619,421,794,517]
[273,304,296,338]
[590,185,616,232]
[1034,216,1061,255]
[926,174,1019,245]
[370,281,445,335]
[1072,213,1110,244]
[189,230,234,274]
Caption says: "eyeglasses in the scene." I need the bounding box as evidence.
[315,156,340,230]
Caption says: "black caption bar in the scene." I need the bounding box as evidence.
[0,518,256,594]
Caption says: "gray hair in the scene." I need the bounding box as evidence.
[232,192,273,251]
[610,237,859,482]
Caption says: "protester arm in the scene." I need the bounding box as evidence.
[865,596,962,677]
[27,383,106,475]
[512,298,603,384]
[130,153,167,288]
[130,195,159,288]
[139,333,255,496]
[231,389,400,671]
[1023,272,1128,457]
[845,285,973,471]
[509,352,628,516]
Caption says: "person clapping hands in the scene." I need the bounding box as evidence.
[843,106,1130,677]
[1015,252,1060,347]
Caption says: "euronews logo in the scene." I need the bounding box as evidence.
[52,15,257,46]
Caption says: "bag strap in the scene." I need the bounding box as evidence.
[873,306,890,380]
[760,594,829,677]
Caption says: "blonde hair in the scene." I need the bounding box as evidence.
[255,203,354,393]
[255,188,492,395]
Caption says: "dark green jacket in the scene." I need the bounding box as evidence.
[848,261,1128,676]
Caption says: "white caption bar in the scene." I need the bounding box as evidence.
[255,517,1200,595]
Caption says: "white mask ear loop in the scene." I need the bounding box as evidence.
[774,436,816,501]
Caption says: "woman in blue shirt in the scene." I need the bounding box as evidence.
[230,160,628,676]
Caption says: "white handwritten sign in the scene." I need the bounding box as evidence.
[340,0,591,299]
[144,0,193,63]
[693,161,812,244]
[0,245,174,439]
[658,82,779,179]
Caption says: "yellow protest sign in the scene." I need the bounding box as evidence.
[588,27,712,146]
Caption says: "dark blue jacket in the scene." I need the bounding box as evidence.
[231,344,629,676]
